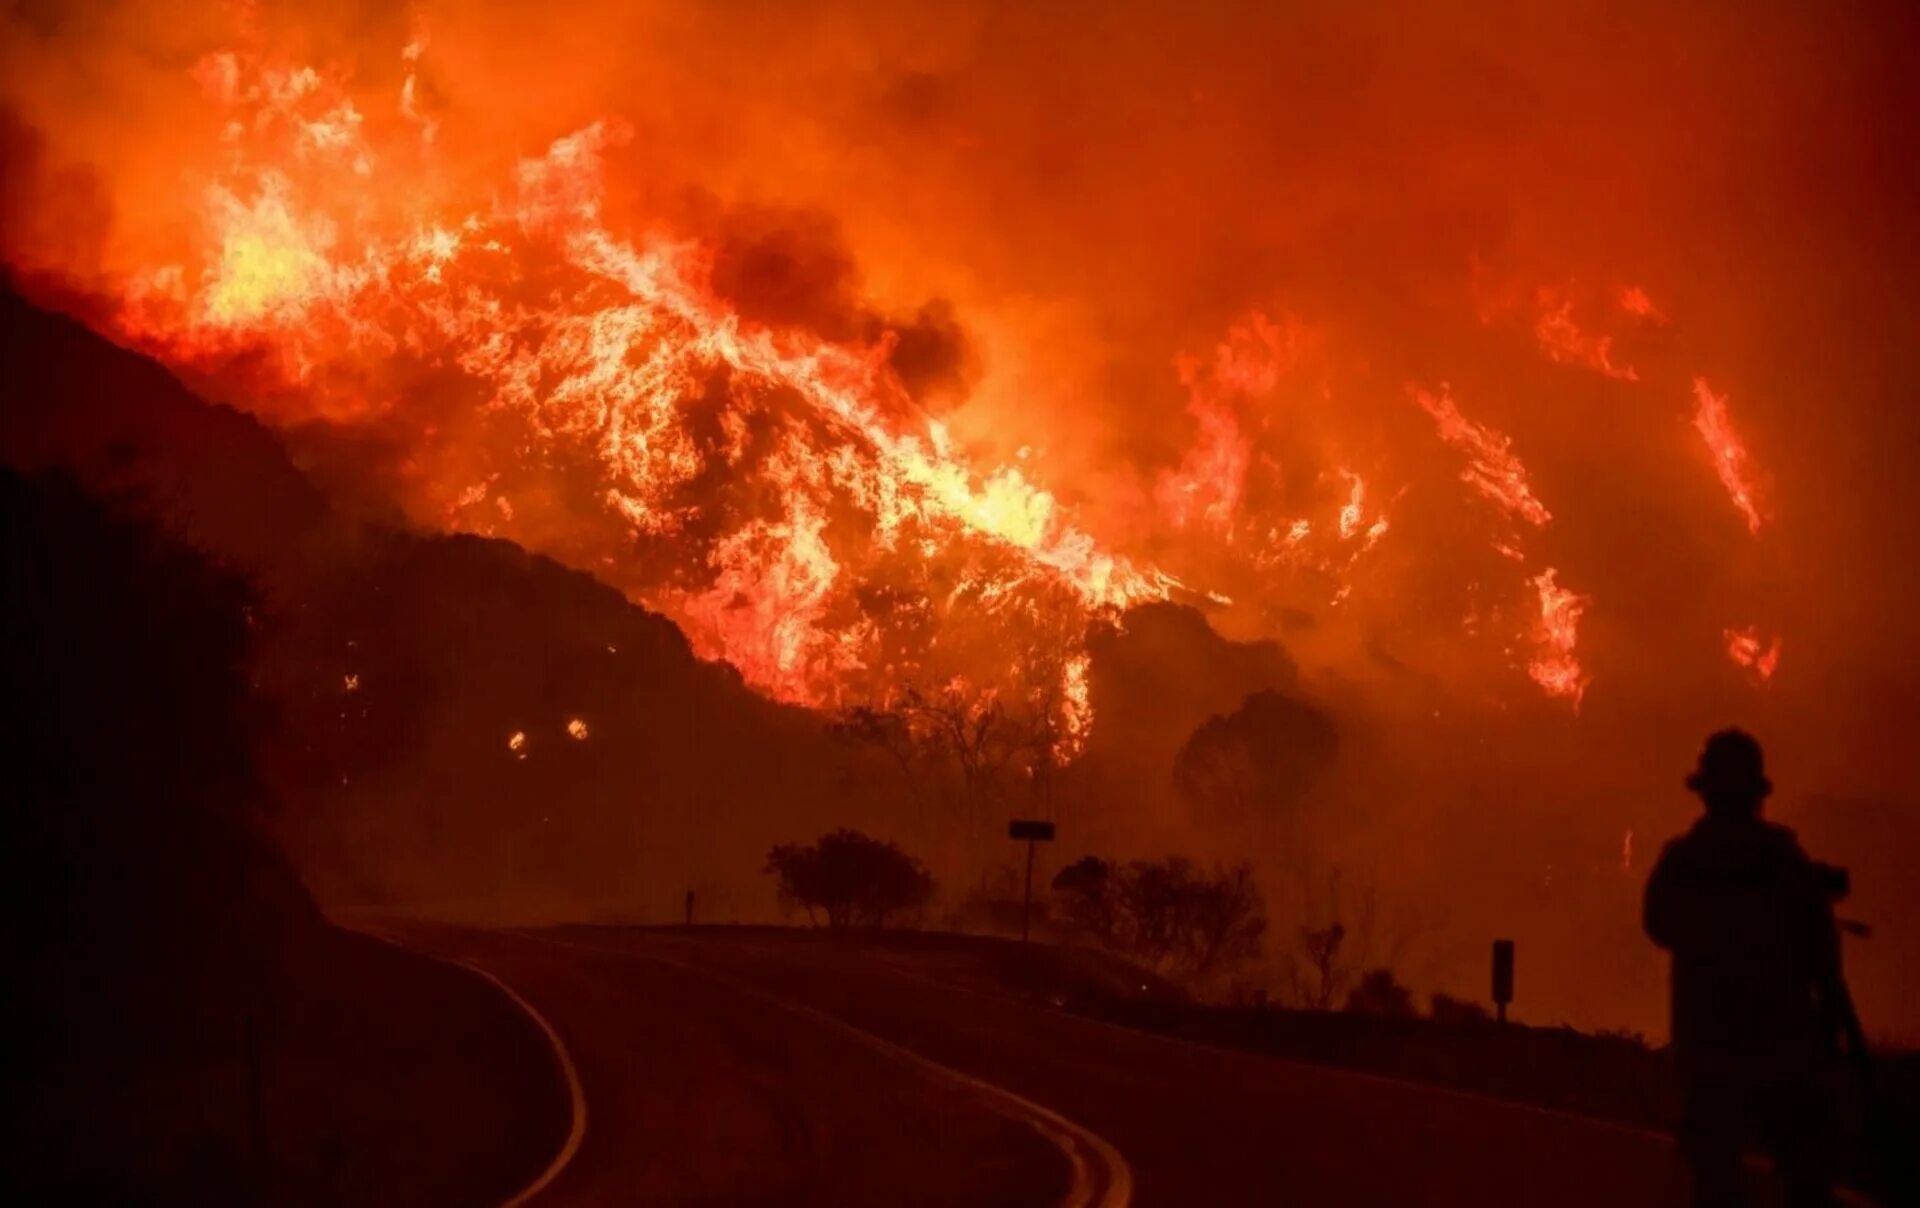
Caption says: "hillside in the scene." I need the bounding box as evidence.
[0,287,867,915]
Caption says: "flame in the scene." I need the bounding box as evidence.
[1691,377,1766,536]
[1055,652,1093,762]
[1618,286,1664,323]
[1725,625,1782,682]
[1157,390,1249,534]
[1534,286,1639,381]
[3,21,1799,721]
[1413,385,1553,529]
[1527,568,1589,706]
[1155,313,1303,534]
[105,45,1170,708]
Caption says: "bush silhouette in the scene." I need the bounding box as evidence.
[1052,855,1122,946]
[1053,855,1267,982]
[765,829,933,928]
[1345,968,1417,1017]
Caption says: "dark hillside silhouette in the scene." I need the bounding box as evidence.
[0,469,568,1203]
[0,287,873,914]
[1,468,316,1039]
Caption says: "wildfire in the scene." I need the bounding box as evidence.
[0,16,1800,726]
[1618,287,1665,323]
[1691,378,1766,536]
[106,43,1169,709]
[1527,569,1589,706]
[1414,386,1552,529]
[1533,286,1639,381]
[1054,653,1093,762]
[1155,313,1304,535]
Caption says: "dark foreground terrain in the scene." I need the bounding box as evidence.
[399,923,1731,1207]
[6,922,569,1205]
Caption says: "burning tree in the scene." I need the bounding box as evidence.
[834,641,1088,863]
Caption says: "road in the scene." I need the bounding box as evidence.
[398,925,1704,1207]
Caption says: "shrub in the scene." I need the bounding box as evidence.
[765,829,933,928]
[1344,968,1416,1017]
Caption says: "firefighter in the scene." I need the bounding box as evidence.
[1644,728,1843,1207]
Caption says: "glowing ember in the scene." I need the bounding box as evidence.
[342,673,359,692]
[566,718,591,740]
[1691,378,1766,536]
[1724,626,1782,682]
[508,730,528,757]
[1527,568,1589,706]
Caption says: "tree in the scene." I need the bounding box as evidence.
[764,829,933,928]
[1051,855,1121,947]
[1173,689,1336,829]
[1057,855,1268,984]
[1114,857,1194,969]
[1283,868,1378,1009]
[1182,862,1267,981]
[1292,922,1349,1010]
[1344,968,1415,1017]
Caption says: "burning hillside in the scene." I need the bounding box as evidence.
[0,6,1806,730]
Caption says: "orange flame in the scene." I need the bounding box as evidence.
[1724,625,1782,682]
[106,46,1171,707]
[1533,286,1638,381]
[1528,568,1589,706]
[1413,386,1553,529]
[1618,286,1664,323]
[1691,378,1766,536]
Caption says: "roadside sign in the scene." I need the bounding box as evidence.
[1009,819,1056,944]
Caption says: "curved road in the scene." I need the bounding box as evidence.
[400,925,1705,1207]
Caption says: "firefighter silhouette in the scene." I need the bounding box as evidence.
[1644,729,1843,1207]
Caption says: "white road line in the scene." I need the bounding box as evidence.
[351,927,589,1207]
[542,932,1133,1208]
[453,958,590,1208]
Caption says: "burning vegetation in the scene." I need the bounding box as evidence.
[0,19,1795,714]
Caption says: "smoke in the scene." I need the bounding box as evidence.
[5,0,1919,1035]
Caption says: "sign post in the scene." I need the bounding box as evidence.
[1491,938,1515,1023]
[1008,819,1056,944]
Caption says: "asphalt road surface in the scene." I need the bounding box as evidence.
[397,925,1709,1207]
